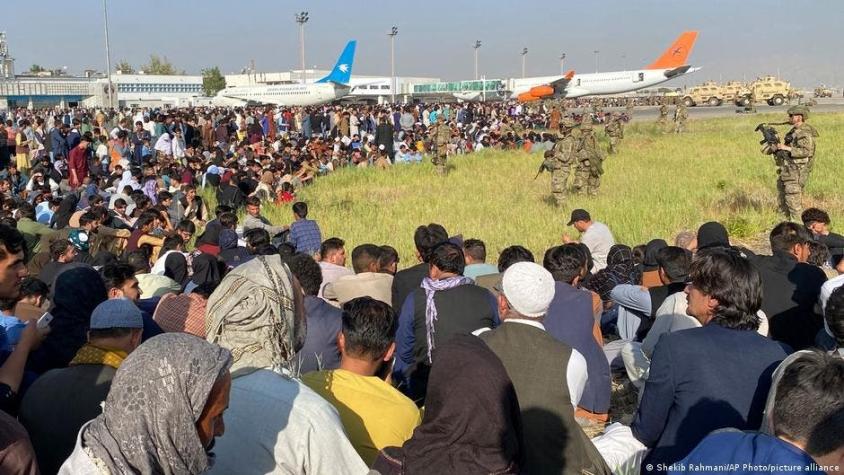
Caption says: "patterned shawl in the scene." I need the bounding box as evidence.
[204,255,300,375]
[82,333,232,474]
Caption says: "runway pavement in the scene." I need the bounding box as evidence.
[612,97,844,122]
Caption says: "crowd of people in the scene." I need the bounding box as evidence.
[0,101,630,199]
[0,102,839,474]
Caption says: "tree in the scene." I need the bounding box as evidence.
[115,60,134,74]
[140,55,181,75]
[202,66,226,97]
[29,64,45,74]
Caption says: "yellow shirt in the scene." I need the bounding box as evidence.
[302,369,421,465]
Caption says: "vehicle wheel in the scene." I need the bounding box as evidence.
[772,95,784,106]
[683,97,693,107]
[708,97,720,106]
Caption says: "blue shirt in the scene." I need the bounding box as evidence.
[672,431,824,475]
[35,202,54,225]
[288,219,322,255]
[463,263,499,281]
[0,313,26,352]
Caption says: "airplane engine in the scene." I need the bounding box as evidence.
[528,85,554,97]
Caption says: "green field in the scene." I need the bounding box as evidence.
[214,112,844,268]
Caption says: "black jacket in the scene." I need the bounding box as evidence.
[391,262,428,310]
[750,251,826,350]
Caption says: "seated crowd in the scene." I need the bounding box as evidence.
[0,192,838,474]
[0,104,843,475]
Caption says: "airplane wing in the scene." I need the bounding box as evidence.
[517,70,575,102]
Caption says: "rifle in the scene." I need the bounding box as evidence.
[534,161,550,180]
[755,122,790,164]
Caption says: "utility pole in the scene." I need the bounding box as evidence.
[388,26,398,103]
[521,47,528,79]
[594,50,600,73]
[559,53,566,75]
[102,0,114,109]
[294,11,309,84]
[473,40,482,80]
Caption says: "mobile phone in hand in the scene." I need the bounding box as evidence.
[36,312,53,330]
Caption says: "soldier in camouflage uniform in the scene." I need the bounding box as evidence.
[604,113,624,154]
[572,115,604,196]
[625,99,635,119]
[657,102,669,127]
[763,105,818,220]
[673,103,688,133]
[548,118,578,206]
[431,115,451,175]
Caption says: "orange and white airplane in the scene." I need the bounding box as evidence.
[513,31,700,102]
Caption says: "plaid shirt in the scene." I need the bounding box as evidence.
[289,219,322,255]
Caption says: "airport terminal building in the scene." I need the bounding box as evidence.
[0,70,443,109]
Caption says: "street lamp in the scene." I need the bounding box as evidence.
[473,40,482,80]
[593,50,600,73]
[102,0,114,109]
[294,11,309,84]
[559,53,566,75]
[388,26,398,103]
[521,47,528,79]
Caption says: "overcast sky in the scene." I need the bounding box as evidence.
[5,0,842,88]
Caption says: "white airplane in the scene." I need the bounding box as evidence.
[513,31,700,102]
[214,41,357,107]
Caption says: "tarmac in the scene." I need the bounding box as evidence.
[599,97,844,122]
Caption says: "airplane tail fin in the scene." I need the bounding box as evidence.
[316,40,356,85]
[645,31,698,70]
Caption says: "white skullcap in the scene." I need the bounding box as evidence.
[501,262,555,317]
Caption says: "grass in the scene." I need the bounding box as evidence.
[206,112,844,268]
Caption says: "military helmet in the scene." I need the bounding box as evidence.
[437,114,445,123]
[787,105,809,119]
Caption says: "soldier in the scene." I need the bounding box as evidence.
[548,118,577,206]
[673,103,688,133]
[572,115,604,196]
[625,99,635,119]
[604,113,624,154]
[431,115,451,175]
[762,105,818,220]
[511,118,525,140]
[744,88,758,113]
[657,102,669,127]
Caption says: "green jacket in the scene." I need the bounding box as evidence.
[17,218,56,255]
